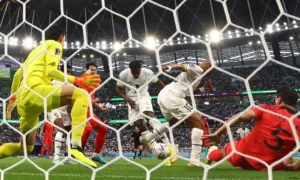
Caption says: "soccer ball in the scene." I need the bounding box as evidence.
[152,143,170,160]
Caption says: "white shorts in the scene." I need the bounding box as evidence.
[47,109,71,127]
[157,88,193,120]
[128,96,153,125]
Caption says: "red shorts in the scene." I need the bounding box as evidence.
[43,135,53,146]
[203,139,210,147]
[224,140,255,170]
[87,111,102,128]
[224,140,286,171]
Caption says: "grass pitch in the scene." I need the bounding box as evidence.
[0,158,298,180]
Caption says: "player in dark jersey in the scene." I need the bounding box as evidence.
[131,126,143,159]
[203,87,300,171]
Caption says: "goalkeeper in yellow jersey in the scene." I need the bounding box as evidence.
[2,25,99,168]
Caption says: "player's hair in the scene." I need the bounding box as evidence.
[45,25,66,41]
[129,60,142,70]
[86,62,97,70]
[60,64,72,72]
[276,87,298,107]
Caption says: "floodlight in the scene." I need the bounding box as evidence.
[114,42,122,51]
[24,37,33,49]
[209,30,220,43]
[290,36,294,40]
[145,37,156,49]
[82,55,86,58]
[75,41,80,46]
[267,24,273,33]
[90,54,94,58]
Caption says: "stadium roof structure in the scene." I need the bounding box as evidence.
[1,0,300,72]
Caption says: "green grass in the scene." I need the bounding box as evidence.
[0,158,298,180]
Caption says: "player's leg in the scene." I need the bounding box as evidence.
[40,144,47,157]
[0,107,38,159]
[48,110,66,163]
[138,145,143,159]
[133,145,138,159]
[89,115,108,164]
[207,141,253,169]
[81,122,93,150]
[47,144,53,158]
[41,85,96,167]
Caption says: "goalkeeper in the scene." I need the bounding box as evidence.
[2,26,99,168]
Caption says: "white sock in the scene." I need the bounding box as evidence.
[54,132,63,160]
[190,128,203,162]
[144,124,168,142]
[162,134,171,146]
[93,152,99,156]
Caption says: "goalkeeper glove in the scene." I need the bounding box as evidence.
[74,74,101,90]
[6,97,16,120]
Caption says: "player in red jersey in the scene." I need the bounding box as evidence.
[203,87,300,171]
[200,117,212,163]
[40,122,54,158]
[81,62,109,164]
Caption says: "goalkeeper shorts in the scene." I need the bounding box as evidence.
[17,84,62,132]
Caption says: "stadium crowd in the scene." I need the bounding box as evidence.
[0,64,299,156]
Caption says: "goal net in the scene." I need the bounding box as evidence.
[0,0,300,179]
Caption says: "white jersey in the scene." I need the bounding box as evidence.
[51,80,68,112]
[166,64,203,98]
[116,68,158,100]
[236,128,250,138]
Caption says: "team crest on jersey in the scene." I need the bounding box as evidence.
[55,48,60,55]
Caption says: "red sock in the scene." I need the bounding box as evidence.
[95,125,108,153]
[47,146,52,157]
[40,146,46,156]
[81,126,93,150]
[208,149,223,162]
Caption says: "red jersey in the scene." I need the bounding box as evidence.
[43,122,53,137]
[82,86,95,117]
[202,118,210,147]
[238,104,300,170]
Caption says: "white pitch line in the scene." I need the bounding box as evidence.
[4,172,267,180]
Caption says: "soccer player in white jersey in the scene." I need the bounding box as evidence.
[236,123,250,138]
[47,64,75,164]
[140,59,213,167]
[116,60,177,166]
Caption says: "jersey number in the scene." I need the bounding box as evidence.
[263,127,292,150]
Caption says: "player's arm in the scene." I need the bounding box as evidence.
[202,109,256,142]
[162,59,211,73]
[39,124,44,137]
[92,98,108,112]
[45,43,100,89]
[116,85,131,102]
[149,70,165,89]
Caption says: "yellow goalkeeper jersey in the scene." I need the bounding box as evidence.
[11,40,63,96]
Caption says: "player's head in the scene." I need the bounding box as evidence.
[60,64,72,75]
[86,62,97,75]
[241,124,245,129]
[275,87,298,107]
[129,60,142,79]
[45,25,65,45]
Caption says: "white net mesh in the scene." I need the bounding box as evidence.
[1,0,300,179]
